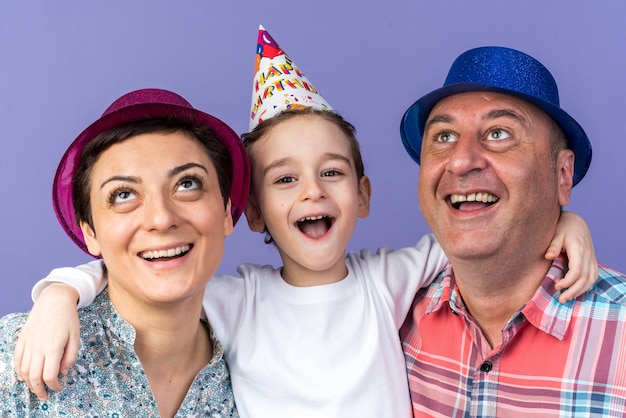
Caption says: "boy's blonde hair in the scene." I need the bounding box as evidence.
[242,108,365,180]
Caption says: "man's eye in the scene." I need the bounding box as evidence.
[487,129,510,141]
[436,132,457,143]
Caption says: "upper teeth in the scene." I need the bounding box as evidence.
[141,244,190,260]
[450,193,498,204]
[300,215,325,222]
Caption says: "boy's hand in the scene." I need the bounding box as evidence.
[13,283,80,400]
[545,211,598,304]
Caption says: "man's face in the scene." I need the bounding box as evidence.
[418,91,574,264]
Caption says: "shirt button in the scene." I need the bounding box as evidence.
[480,361,492,373]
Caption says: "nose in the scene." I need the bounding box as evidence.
[445,135,487,176]
[143,194,180,232]
[299,174,326,202]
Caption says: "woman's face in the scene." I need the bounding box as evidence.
[80,130,233,307]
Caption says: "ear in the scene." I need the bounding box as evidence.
[244,196,266,233]
[224,199,234,237]
[556,149,575,206]
[357,175,372,218]
[79,221,102,257]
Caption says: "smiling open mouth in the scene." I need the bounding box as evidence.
[449,193,499,210]
[296,215,334,238]
[139,244,192,261]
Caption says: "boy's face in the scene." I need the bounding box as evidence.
[245,114,371,285]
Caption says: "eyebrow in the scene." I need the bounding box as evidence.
[425,108,529,131]
[262,153,352,176]
[99,162,209,189]
[324,153,352,166]
[262,158,290,176]
[424,114,454,131]
[484,109,528,125]
[170,162,209,177]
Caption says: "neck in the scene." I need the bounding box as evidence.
[450,253,552,348]
[132,309,209,363]
[279,252,349,287]
[105,284,210,372]
[107,287,212,417]
[135,318,211,418]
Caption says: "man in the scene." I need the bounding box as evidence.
[399,46,626,417]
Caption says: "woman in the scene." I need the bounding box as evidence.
[0,88,249,417]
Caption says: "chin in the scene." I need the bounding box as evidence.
[443,236,497,260]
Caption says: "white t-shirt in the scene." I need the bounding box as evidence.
[35,234,447,418]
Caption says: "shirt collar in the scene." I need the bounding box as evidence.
[94,289,138,346]
[521,256,574,340]
[425,263,464,314]
[92,288,226,363]
[426,256,574,340]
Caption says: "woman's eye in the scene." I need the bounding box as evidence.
[178,179,198,191]
[177,175,205,192]
[436,132,457,143]
[111,190,136,204]
[487,129,510,141]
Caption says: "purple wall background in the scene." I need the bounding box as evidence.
[1,1,625,316]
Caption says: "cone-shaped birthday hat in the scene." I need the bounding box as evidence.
[249,25,332,131]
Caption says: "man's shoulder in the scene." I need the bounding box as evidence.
[586,264,626,306]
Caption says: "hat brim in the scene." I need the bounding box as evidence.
[53,102,250,255]
[400,83,592,186]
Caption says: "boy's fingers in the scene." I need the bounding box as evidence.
[544,244,562,260]
[558,261,599,304]
[27,378,48,401]
[559,280,582,303]
[589,262,599,287]
[60,336,80,375]
[16,345,33,384]
[25,355,48,401]
[557,263,580,302]
[43,351,64,392]
[556,260,580,290]
[13,340,25,381]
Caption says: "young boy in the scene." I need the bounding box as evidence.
[14,27,598,418]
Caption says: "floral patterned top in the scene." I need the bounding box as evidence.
[0,290,239,417]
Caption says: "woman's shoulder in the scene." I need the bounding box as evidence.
[0,311,29,345]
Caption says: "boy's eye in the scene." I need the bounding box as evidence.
[276,176,295,184]
[436,132,458,143]
[322,169,341,177]
[487,129,510,141]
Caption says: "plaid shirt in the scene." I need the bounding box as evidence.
[400,257,626,417]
